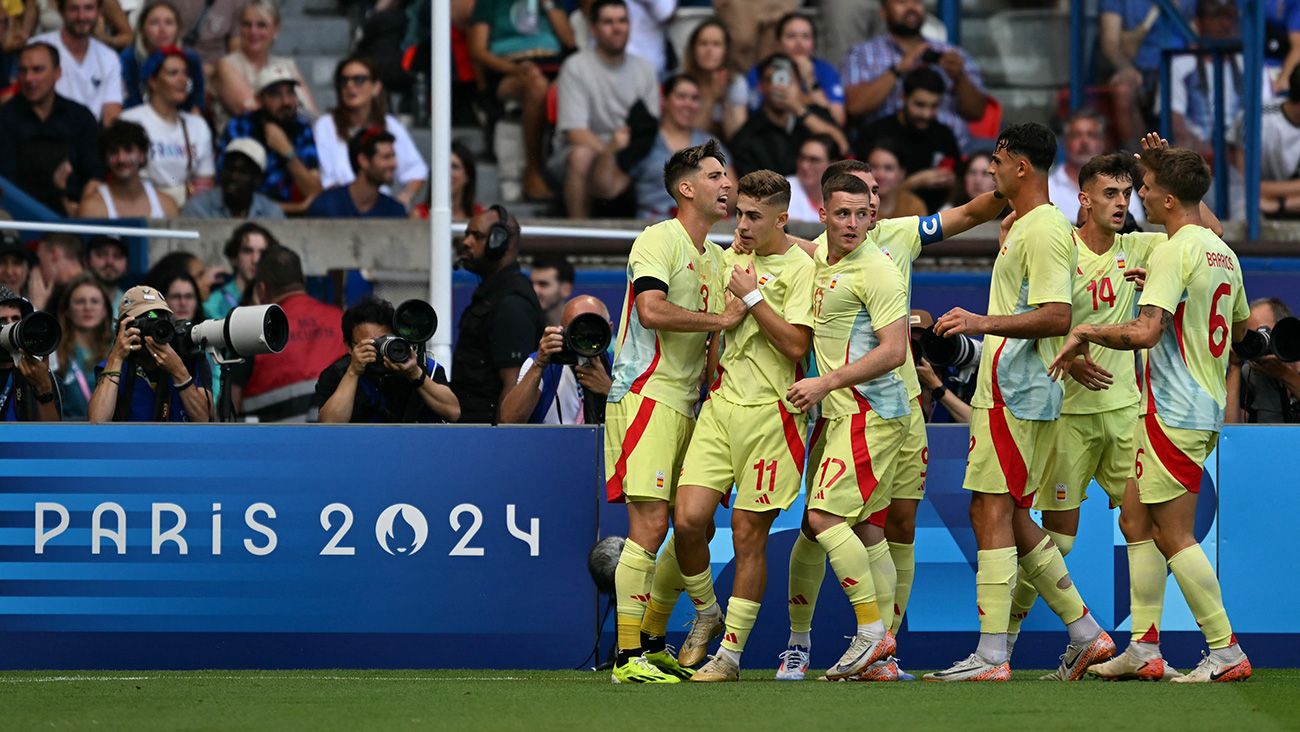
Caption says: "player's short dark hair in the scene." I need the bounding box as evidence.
[1078,152,1139,190]
[662,73,698,97]
[821,172,870,202]
[223,221,280,261]
[347,126,395,174]
[903,66,945,97]
[820,158,871,188]
[1250,297,1293,321]
[589,0,626,23]
[995,122,1057,173]
[531,255,574,284]
[1139,147,1212,204]
[98,120,150,159]
[21,41,60,68]
[802,133,842,163]
[341,296,394,345]
[738,170,791,209]
[255,244,305,300]
[663,138,726,202]
[774,11,815,40]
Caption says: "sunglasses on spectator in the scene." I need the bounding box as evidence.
[340,74,372,87]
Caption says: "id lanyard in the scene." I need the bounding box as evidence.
[69,360,92,403]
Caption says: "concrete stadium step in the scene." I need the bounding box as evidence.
[985,86,1059,127]
[274,15,351,56]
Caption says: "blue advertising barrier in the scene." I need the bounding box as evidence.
[0,425,601,670]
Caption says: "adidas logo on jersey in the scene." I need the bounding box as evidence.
[789,594,810,606]
[756,494,771,505]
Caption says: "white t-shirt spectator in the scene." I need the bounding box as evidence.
[625,0,676,74]
[785,175,822,223]
[1235,101,1300,183]
[312,113,430,190]
[1049,164,1147,228]
[31,31,124,121]
[515,356,584,425]
[554,50,660,145]
[1165,53,1270,142]
[120,104,215,206]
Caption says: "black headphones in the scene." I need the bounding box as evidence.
[485,204,514,261]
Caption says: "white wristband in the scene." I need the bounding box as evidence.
[742,289,764,309]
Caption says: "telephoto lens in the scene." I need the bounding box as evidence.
[132,314,176,345]
[372,334,413,364]
[920,328,982,369]
[553,312,613,365]
[0,311,62,357]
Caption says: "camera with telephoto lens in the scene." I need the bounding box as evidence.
[170,304,291,361]
[1233,316,1300,363]
[552,312,612,365]
[370,299,438,368]
[130,312,177,345]
[0,311,62,357]
[920,327,983,369]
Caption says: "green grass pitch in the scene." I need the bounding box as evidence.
[5,669,1300,731]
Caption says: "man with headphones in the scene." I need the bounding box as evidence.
[452,204,547,423]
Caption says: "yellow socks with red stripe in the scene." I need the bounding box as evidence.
[817,523,883,640]
[887,541,915,636]
[1168,544,1234,649]
[640,537,684,653]
[787,532,826,640]
[1128,539,1167,649]
[615,538,656,658]
[867,539,897,633]
[1008,529,1075,636]
[975,547,1017,663]
[719,597,761,665]
[1020,535,1099,643]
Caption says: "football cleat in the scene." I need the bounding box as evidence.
[775,645,810,681]
[644,646,696,680]
[825,632,894,680]
[1050,630,1117,681]
[851,656,900,682]
[690,653,740,682]
[1087,644,1171,681]
[1170,651,1252,683]
[678,610,725,667]
[923,653,1012,682]
[611,655,682,684]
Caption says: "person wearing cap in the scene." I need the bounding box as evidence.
[83,235,128,315]
[0,286,62,422]
[211,0,318,130]
[79,120,181,221]
[87,284,212,423]
[0,241,36,299]
[217,64,322,215]
[306,127,406,218]
[180,137,286,219]
[119,47,216,207]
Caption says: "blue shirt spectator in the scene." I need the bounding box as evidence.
[121,46,205,112]
[1099,0,1196,74]
[747,57,844,109]
[307,186,407,218]
[219,111,320,204]
[216,67,322,210]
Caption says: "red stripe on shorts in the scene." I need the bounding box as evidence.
[989,405,1031,507]
[779,405,805,470]
[605,397,658,503]
[1143,412,1201,493]
[867,506,889,528]
[849,411,879,503]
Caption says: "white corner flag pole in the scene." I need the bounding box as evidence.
[428,0,453,370]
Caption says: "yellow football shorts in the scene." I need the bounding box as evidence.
[604,392,695,503]
[1034,403,1140,511]
[679,396,806,512]
[865,398,928,527]
[963,405,1057,508]
[805,408,907,522]
[1135,411,1216,505]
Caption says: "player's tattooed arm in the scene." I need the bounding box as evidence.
[1050,306,1168,380]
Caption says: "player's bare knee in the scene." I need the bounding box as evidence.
[805,509,841,536]
[885,503,917,541]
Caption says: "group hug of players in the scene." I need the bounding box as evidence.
[601,121,1252,684]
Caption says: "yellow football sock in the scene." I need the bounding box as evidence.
[1020,535,1087,625]
[1127,540,1167,645]
[788,532,826,634]
[642,536,685,637]
[682,568,718,615]
[887,541,915,636]
[1008,529,1074,634]
[867,540,896,632]
[615,538,656,651]
[720,597,761,654]
[976,547,1018,634]
[816,522,877,609]
[1168,545,1234,649]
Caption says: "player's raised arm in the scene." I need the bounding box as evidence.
[935,190,1008,239]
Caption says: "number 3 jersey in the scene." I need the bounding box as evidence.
[1137,224,1248,432]
[609,218,728,418]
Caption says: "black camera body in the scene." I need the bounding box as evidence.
[552,312,612,365]
[131,314,177,346]
[372,334,413,365]
[368,300,439,370]
[919,327,982,369]
[1234,316,1300,363]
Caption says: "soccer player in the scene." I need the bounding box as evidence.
[925,123,1113,682]
[776,158,1008,682]
[1051,146,1252,683]
[671,171,816,682]
[605,139,746,684]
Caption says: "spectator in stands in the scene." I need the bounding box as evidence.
[51,272,113,420]
[211,0,317,131]
[144,249,223,302]
[843,0,989,151]
[157,268,224,401]
[314,55,428,211]
[205,221,275,321]
[1267,0,1300,95]
[620,0,675,74]
[119,48,216,207]
[786,132,838,223]
[856,66,959,213]
[120,0,204,113]
[1244,66,1300,217]
[233,245,346,422]
[452,205,545,424]
[530,254,574,328]
[468,0,573,203]
[181,137,285,219]
[179,0,242,78]
[550,0,659,218]
[713,0,796,71]
[864,142,926,219]
[816,0,883,73]
[499,294,611,425]
[1049,108,1146,226]
[307,127,407,218]
[315,297,459,423]
[1228,297,1300,423]
[88,284,212,422]
[946,149,994,209]
[746,12,846,128]
[682,17,748,140]
[79,120,180,219]
[0,43,103,217]
[590,74,737,221]
[0,285,61,421]
[217,66,322,215]
[31,232,84,315]
[84,234,126,308]
[1099,0,1195,149]
[0,241,35,298]
[449,140,480,220]
[730,53,846,177]
[91,0,132,51]
[30,0,124,123]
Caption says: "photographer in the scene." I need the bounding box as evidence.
[500,295,612,425]
[315,298,459,424]
[88,286,213,423]
[1228,297,1300,423]
[911,309,976,423]
[0,286,61,422]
